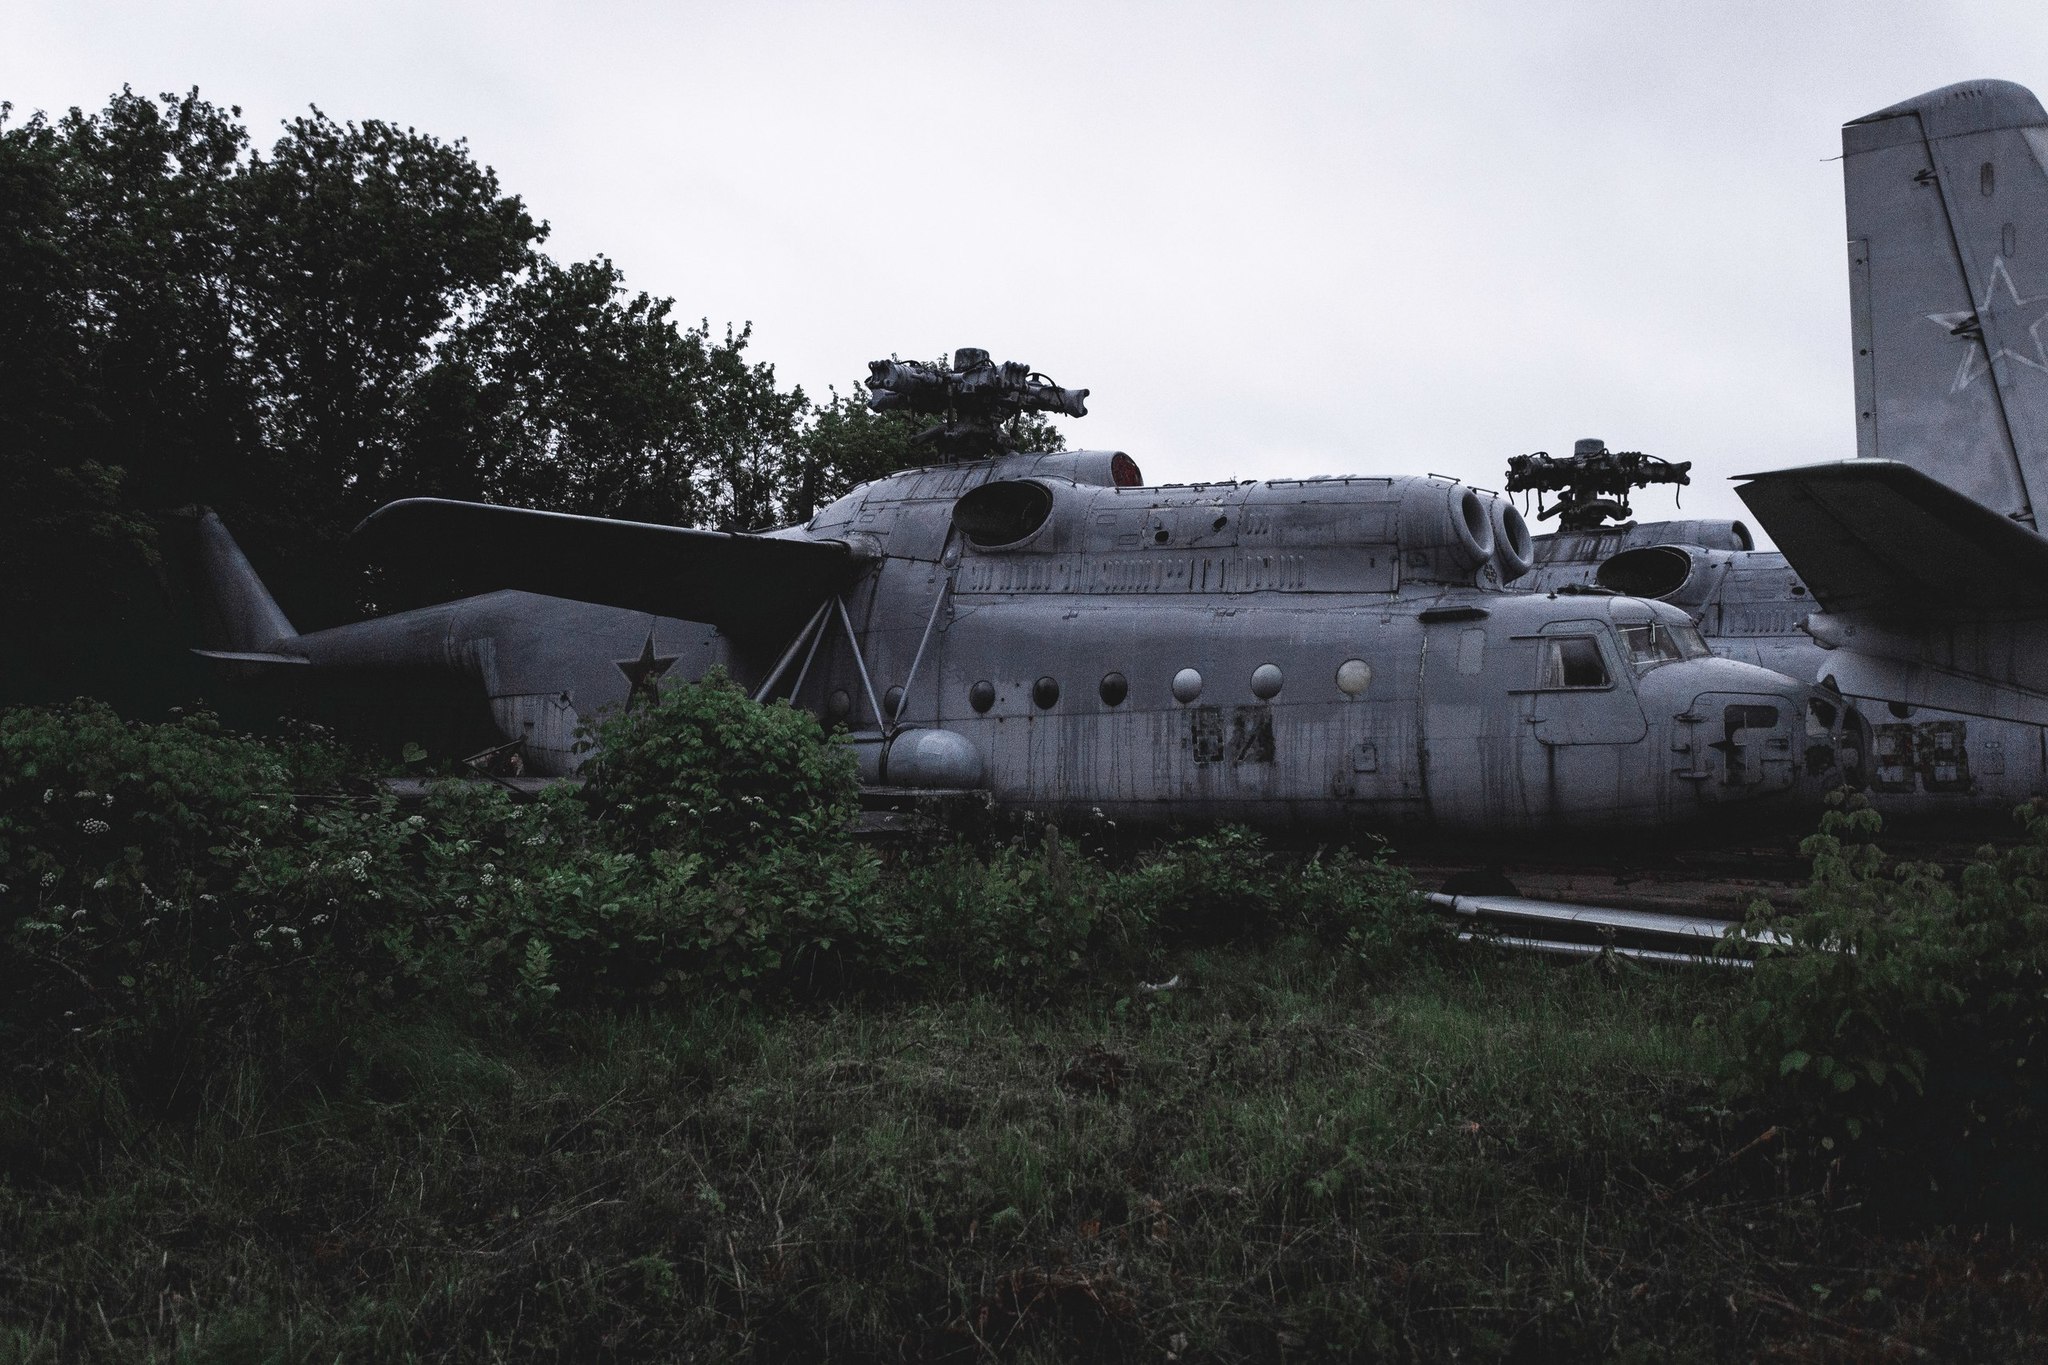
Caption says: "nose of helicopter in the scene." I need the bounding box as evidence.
[1646,659,1851,808]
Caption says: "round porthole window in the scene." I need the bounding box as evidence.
[1099,672,1129,706]
[1171,668,1204,704]
[827,688,853,720]
[968,680,996,714]
[1335,659,1372,696]
[883,685,904,720]
[1032,676,1061,710]
[1250,663,1283,699]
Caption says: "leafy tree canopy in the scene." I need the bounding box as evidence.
[0,88,1071,710]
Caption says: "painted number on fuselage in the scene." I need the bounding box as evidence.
[1190,704,1276,765]
[1872,720,1971,794]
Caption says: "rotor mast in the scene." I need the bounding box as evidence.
[865,348,1089,460]
[1504,438,1692,532]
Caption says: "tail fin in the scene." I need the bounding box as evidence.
[1844,79,2048,525]
[194,511,302,659]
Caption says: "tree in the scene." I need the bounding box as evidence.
[0,88,824,710]
[407,261,805,530]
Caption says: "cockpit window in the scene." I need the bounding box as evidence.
[1537,636,1609,689]
[1617,621,1711,670]
[1671,622,1712,660]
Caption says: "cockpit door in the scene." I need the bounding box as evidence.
[1520,621,1646,746]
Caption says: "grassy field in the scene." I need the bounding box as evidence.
[7,939,2041,1363]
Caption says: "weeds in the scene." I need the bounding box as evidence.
[3,699,2046,1359]
[1732,795,2048,1221]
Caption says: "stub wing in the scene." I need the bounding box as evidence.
[352,498,870,637]
[1735,459,2048,617]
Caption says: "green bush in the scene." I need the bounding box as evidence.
[1114,825,1278,946]
[260,719,899,1009]
[0,683,905,1066]
[577,667,859,857]
[0,702,320,1062]
[893,832,1127,996]
[0,689,1443,1076]
[1731,797,2048,1213]
[1291,842,1436,971]
[570,673,900,994]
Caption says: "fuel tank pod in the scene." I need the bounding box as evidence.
[849,727,985,789]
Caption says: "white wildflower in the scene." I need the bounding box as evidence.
[311,913,329,926]
[70,907,87,920]
[41,788,54,804]
[101,793,114,807]
[407,815,426,828]
[80,819,110,835]
[92,877,109,891]
[74,790,95,800]
[41,872,57,887]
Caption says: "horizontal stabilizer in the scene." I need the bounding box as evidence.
[1735,460,2048,615]
[193,648,312,665]
[352,499,870,637]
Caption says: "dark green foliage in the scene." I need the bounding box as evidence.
[5,706,2048,1358]
[406,263,807,533]
[1115,825,1280,946]
[9,959,2042,1362]
[578,667,860,858]
[893,832,1123,995]
[0,89,820,712]
[0,702,318,1069]
[1290,840,1439,971]
[1731,797,2048,1215]
[0,680,906,1055]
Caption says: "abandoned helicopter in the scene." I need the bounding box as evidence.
[1514,78,2048,818]
[196,347,1848,836]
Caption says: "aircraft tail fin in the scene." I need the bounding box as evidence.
[1844,79,2048,525]
[195,511,299,653]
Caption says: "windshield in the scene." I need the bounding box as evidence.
[1617,621,1712,670]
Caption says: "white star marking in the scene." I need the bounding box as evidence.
[1923,255,2048,394]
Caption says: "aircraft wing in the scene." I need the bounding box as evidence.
[1734,459,2048,616]
[352,498,870,636]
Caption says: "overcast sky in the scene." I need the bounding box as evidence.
[11,2,2048,534]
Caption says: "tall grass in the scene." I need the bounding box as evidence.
[7,946,2037,1363]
